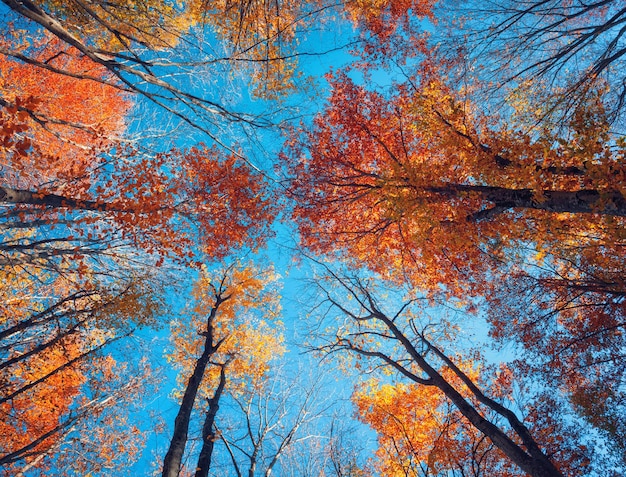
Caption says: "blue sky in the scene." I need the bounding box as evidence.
[117,16,380,476]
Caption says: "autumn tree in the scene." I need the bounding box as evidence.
[162,263,284,477]
[305,266,603,477]
[0,260,164,475]
[283,66,626,427]
[0,33,148,275]
[0,42,276,278]
[2,359,158,477]
[0,29,173,475]
[0,0,332,136]
[285,67,625,291]
[0,99,276,265]
[353,379,514,477]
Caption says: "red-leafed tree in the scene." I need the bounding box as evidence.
[284,64,625,473]
[0,97,276,264]
[285,70,624,297]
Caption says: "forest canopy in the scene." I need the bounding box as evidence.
[1,0,624,476]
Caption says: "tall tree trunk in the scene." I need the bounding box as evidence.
[161,296,228,477]
[0,186,109,211]
[194,363,228,477]
[377,311,565,477]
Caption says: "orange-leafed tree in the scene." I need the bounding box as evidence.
[0,258,164,475]
[0,33,131,189]
[353,379,517,477]
[1,355,154,476]
[285,67,625,472]
[306,267,600,477]
[41,354,159,477]
[163,262,284,477]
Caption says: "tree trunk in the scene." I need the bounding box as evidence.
[161,296,227,477]
[427,184,626,218]
[0,186,108,211]
[194,363,228,477]
[378,312,565,477]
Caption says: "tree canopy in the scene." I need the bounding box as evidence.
[1,0,625,476]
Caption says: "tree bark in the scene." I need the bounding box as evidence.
[425,184,626,218]
[194,363,228,477]
[161,295,228,477]
[0,186,109,211]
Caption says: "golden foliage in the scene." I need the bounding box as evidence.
[168,262,284,398]
[353,372,514,477]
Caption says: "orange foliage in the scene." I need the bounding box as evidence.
[0,339,86,462]
[344,0,435,40]
[354,378,517,477]
[0,255,162,474]
[0,33,130,188]
[52,359,154,476]
[93,146,278,260]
